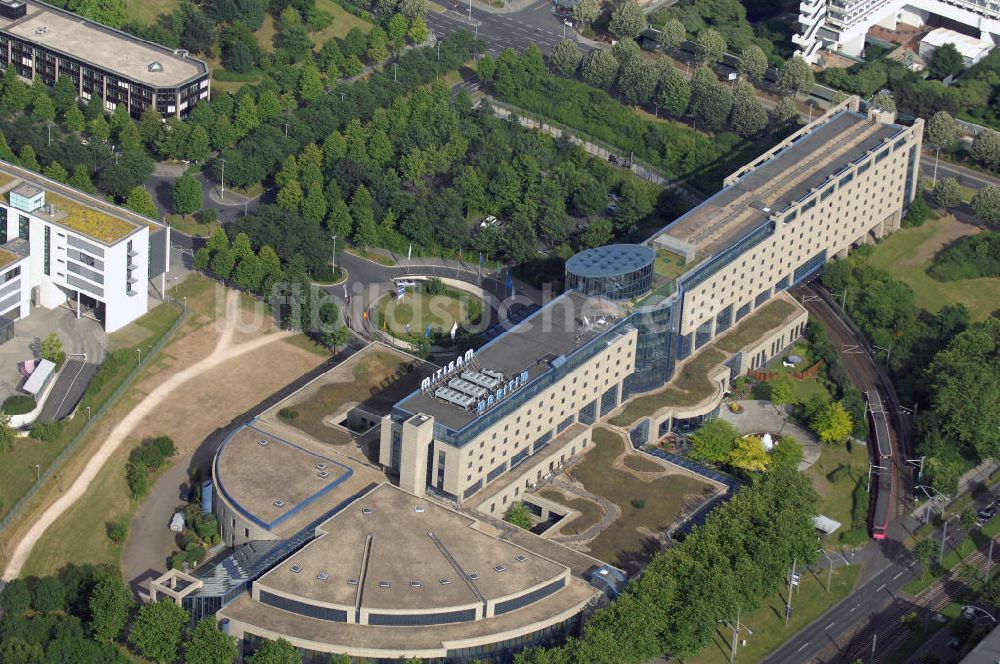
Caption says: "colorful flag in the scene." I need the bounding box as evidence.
[408,243,412,261]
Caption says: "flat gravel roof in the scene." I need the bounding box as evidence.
[0,2,206,87]
[257,484,568,612]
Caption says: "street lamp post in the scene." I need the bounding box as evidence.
[86,405,91,422]
[136,347,142,365]
[35,464,39,482]
[331,235,337,278]
[219,158,226,202]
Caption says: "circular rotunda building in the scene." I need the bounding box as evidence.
[564,244,655,301]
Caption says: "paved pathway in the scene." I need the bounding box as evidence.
[544,479,620,544]
[1,292,296,581]
[718,399,821,471]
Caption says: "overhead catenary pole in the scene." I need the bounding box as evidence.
[729,607,740,664]
[940,518,950,564]
[784,558,797,626]
[987,538,995,582]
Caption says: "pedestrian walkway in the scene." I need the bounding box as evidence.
[718,400,821,471]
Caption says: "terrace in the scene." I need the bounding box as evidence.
[0,247,17,269]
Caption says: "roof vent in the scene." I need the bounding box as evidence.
[414,505,425,513]
[409,580,421,588]
[316,463,327,470]
[347,578,359,586]
[317,572,329,581]
[273,499,285,508]
[493,565,507,574]
[259,439,270,446]
[318,471,329,479]
[379,580,390,589]
[515,554,528,563]
[290,565,302,574]
[148,61,163,72]
[468,572,480,581]
[362,507,374,516]
[439,578,451,585]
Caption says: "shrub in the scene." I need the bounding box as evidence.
[106,518,128,544]
[150,435,176,459]
[3,394,36,415]
[278,407,299,421]
[30,420,64,442]
[850,479,869,529]
[504,502,533,529]
[928,232,1000,281]
[132,443,166,471]
[126,460,149,500]
[631,498,646,509]
[423,277,446,295]
[839,528,868,545]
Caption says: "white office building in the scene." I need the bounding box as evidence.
[0,161,170,332]
[794,0,1000,62]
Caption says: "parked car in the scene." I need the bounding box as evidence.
[479,215,499,229]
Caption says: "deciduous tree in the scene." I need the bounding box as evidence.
[583,49,619,90]
[971,185,1000,226]
[689,419,739,463]
[693,28,725,65]
[551,39,582,77]
[656,65,690,118]
[609,0,644,39]
[971,130,1000,171]
[932,177,961,208]
[928,42,964,80]
[728,435,770,472]
[247,638,301,664]
[811,401,854,444]
[125,186,159,219]
[738,44,767,83]
[925,110,957,151]
[185,618,239,664]
[657,18,685,51]
[129,599,189,663]
[90,575,133,643]
[778,55,814,96]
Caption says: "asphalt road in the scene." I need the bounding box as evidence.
[920,155,1000,191]
[426,0,575,56]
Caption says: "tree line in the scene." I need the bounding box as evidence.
[821,250,999,495]
[0,561,340,663]
[515,464,819,662]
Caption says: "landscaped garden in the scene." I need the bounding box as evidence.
[609,348,726,427]
[568,427,716,572]
[280,349,430,445]
[373,282,484,341]
[537,489,605,536]
[803,440,870,539]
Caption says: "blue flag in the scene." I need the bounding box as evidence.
[425,324,432,337]
[479,252,484,267]
[506,272,512,290]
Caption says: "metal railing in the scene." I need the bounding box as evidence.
[0,300,189,535]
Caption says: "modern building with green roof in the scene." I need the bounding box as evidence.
[0,160,170,332]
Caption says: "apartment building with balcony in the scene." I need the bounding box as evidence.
[0,0,209,117]
[0,161,170,332]
[794,0,1000,62]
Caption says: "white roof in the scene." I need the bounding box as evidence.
[921,28,992,60]
[813,515,842,534]
[22,358,55,396]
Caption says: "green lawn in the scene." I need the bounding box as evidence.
[803,441,869,535]
[569,428,715,573]
[686,563,862,664]
[868,214,1000,320]
[610,348,726,427]
[751,342,833,406]
[311,0,373,42]
[653,248,694,280]
[125,0,178,23]
[0,303,182,524]
[378,290,479,337]
[166,213,219,239]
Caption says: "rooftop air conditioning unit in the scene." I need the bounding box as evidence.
[273,499,285,508]
[290,565,302,573]
[317,572,329,581]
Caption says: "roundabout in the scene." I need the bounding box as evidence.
[370,279,486,344]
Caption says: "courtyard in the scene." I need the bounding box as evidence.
[556,427,722,574]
